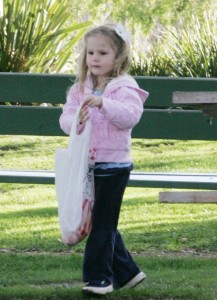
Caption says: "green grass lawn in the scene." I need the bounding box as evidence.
[0,136,217,299]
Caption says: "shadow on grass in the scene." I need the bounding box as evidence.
[133,139,176,148]
[133,153,217,171]
[122,219,217,252]
[0,206,57,219]
[1,183,217,253]
[120,193,217,252]
[0,252,216,300]
[0,141,38,152]
[1,194,217,298]
[1,207,217,253]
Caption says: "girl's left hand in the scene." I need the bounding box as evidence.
[82,95,102,109]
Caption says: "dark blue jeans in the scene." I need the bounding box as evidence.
[82,167,140,288]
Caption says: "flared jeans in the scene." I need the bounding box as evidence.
[83,168,140,288]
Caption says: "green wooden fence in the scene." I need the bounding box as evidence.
[0,73,217,139]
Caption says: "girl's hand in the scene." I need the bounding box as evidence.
[79,104,90,124]
[82,95,102,109]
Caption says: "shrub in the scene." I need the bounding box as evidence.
[0,0,91,72]
[130,11,217,78]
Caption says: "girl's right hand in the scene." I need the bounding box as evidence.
[79,104,90,124]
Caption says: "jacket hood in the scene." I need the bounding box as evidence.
[84,74,149,103]
[106,74,149,103]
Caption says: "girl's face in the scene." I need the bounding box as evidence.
[86,33,116,85]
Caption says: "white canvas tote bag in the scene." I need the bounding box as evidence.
[55,106,94,246]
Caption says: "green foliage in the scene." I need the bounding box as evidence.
[130,11,217,77]
[0,0,91,72]
[164,12,217,77]
[130,46,171,76]
[68,0,216,34]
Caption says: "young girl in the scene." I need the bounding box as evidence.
[59,23,149,296]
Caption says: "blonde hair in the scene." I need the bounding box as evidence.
[77,23,131,91]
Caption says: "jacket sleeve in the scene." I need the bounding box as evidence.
[100,86,149,130]
[59,83,81,135]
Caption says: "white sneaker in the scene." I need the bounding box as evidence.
[82,281,113,295]
[122,271,146,288]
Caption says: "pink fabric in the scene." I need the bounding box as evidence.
[59,74,149,163]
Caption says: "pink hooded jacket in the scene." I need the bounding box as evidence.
[59,74,149,163]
